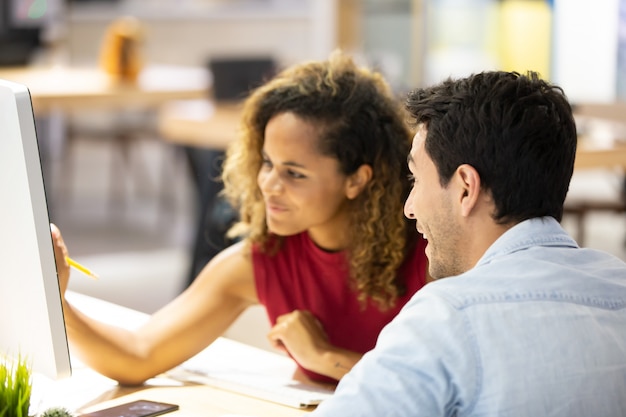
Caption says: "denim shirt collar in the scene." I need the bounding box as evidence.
[476,216,579,268]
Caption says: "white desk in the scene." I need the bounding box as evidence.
[32,292,312,417]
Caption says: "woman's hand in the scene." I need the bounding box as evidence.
[50,223,71,297]
[267,310,362,380]
[268,310,329,360]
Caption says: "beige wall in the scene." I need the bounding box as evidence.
[65,1,338,68]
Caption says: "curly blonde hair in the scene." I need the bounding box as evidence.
[221,51,417,310]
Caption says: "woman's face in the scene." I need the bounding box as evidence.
[257,112,353,250]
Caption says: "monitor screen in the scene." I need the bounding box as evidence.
[0,78,71,380]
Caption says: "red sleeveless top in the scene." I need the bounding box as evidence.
[253,232,428,383]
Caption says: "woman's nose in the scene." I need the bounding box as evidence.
[259,169,283,195]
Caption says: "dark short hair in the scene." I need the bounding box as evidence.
[406,71,577,223]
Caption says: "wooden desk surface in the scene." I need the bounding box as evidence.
[0,65,210,113]
[574,114,626,170]
[36,371,312,417]
[575,140,626,170]
[34,366,312,417]
[158,99,242,150]
[35,293,312,417]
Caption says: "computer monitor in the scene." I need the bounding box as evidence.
[208,57,277,101]
[0,78,71,380]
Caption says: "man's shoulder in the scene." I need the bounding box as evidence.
[418,249,626,311]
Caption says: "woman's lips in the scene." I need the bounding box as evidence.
[266,201,289,215]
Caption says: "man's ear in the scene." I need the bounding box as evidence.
[456,164,481,217]
[346,164,373,200]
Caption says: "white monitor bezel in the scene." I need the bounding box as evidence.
[0,78,71,380]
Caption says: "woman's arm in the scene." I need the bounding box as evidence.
[51,224,257,385]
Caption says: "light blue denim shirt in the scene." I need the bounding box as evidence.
[313,217,626,417]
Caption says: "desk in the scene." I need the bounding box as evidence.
[0,65,210,113]
[35,292,311,417]
[574,115,626,170]
[566,114,626,245]
[574,140,626,170]
[158,99,242,150]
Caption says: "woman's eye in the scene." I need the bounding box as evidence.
[261,158,272,168]
[407,174,416,184]
[287,169,305,179]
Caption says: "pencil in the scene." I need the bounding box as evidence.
[65,256,99,280]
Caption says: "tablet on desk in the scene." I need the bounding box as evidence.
[167,338,334,409]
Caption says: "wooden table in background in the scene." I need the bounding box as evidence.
[575,140,626,170]
[0,65,210,113]
[567,108,626,245]
[574,110,626,170]
[158,99,242,150]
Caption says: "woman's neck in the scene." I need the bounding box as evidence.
[306,210,352,252]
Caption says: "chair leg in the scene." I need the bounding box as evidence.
[109,131,131,216]
[58,124,78,210]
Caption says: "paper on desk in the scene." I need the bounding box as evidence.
[220,415,260,417]
[30,369,119,415]
[167,337,334,408]
[170,337,298,384]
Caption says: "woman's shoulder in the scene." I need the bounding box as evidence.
[198,240,255,286]
[215,239,252,260]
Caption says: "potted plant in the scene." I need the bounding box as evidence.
[39,408,72,417]
[0,356,74,417]
[0,355,32,417]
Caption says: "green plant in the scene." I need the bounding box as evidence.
[39,407,73,417]
[0,355,32,417]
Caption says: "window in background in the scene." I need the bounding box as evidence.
[362,0,414,93]
[498,0,552,79]
[552,0,619,103]
[422,0,500,86]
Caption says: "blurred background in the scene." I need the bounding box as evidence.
[2,0,625,346]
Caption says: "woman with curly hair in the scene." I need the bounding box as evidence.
[51,51,429,387]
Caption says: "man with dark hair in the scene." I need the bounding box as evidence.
[312,71,626,416]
